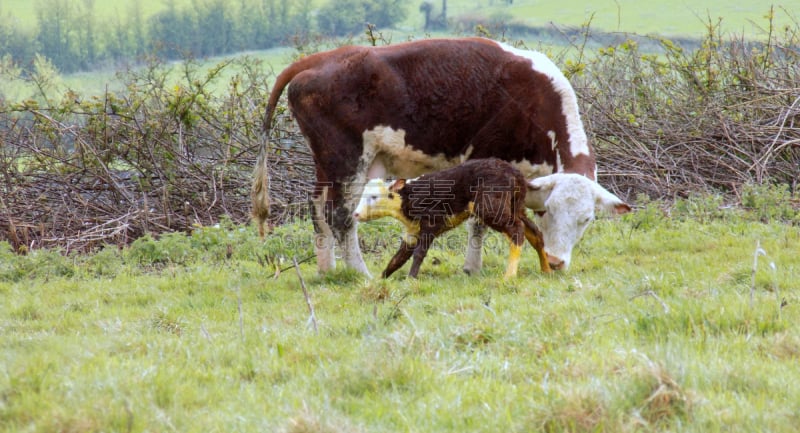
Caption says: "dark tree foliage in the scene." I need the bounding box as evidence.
[0,0,335,74]
[0,11,36,65]
[317,0,408,36]
[147,0,196,59]
[317,0,366,36]
[35,0,80,71]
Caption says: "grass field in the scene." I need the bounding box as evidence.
[433,0,799,38]
[2,199,799,432]
[2,2,799,432]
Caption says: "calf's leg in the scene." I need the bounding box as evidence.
[502,222,525,279]
[382,240,415,278]
[408,232,435,278]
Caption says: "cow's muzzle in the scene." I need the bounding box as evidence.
[545,253,566,271]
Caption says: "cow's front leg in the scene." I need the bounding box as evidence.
[463,217,486,275]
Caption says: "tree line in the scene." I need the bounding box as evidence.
[0,0,408,74]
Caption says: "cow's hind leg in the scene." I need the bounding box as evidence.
[337,221,370,276]
[327,200,370,277]
[310,185,336,273]
[312,178,372,277]
[297,107,373,276]
[463,217,486,275]
[337,179,372,277]
[310,181,371,276]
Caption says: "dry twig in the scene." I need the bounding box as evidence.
[293,256,318,333]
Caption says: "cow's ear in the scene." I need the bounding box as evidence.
[591,182,631,215]
[612,203,633,214]
[527,176,556,193]
[525,176,557,211]
[389,179,406,192]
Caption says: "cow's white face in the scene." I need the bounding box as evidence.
[526,173,631,270]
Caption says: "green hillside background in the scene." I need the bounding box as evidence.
[2,0,797,100]
[2,0,797,37]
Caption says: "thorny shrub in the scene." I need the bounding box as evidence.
[1,15,798,254]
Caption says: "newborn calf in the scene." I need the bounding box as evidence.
[353,158,551,279]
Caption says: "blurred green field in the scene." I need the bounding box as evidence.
[3,0,797,38]
[435,0,798,37]
[1,0,178,25]
[2,0,798,103]
[1,46,297,103]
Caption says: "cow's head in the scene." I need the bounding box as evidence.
[526,173,631,270]
[353,179,406,222]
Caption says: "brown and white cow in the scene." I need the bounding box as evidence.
[252,37,628,276]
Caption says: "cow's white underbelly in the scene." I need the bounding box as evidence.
[361,126,471,179]
[361,125,555,181]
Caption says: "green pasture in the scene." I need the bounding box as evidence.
[434,0,798,38]
[3,0,797,38]
[1,197,799,432]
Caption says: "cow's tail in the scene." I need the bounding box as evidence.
[251,150,272,237]
[251,53,332,238]
[251,130,272,237]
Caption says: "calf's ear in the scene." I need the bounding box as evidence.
[389,179,406,192]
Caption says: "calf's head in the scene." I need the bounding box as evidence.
[526,173,631,270]
[353,179,406,222]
